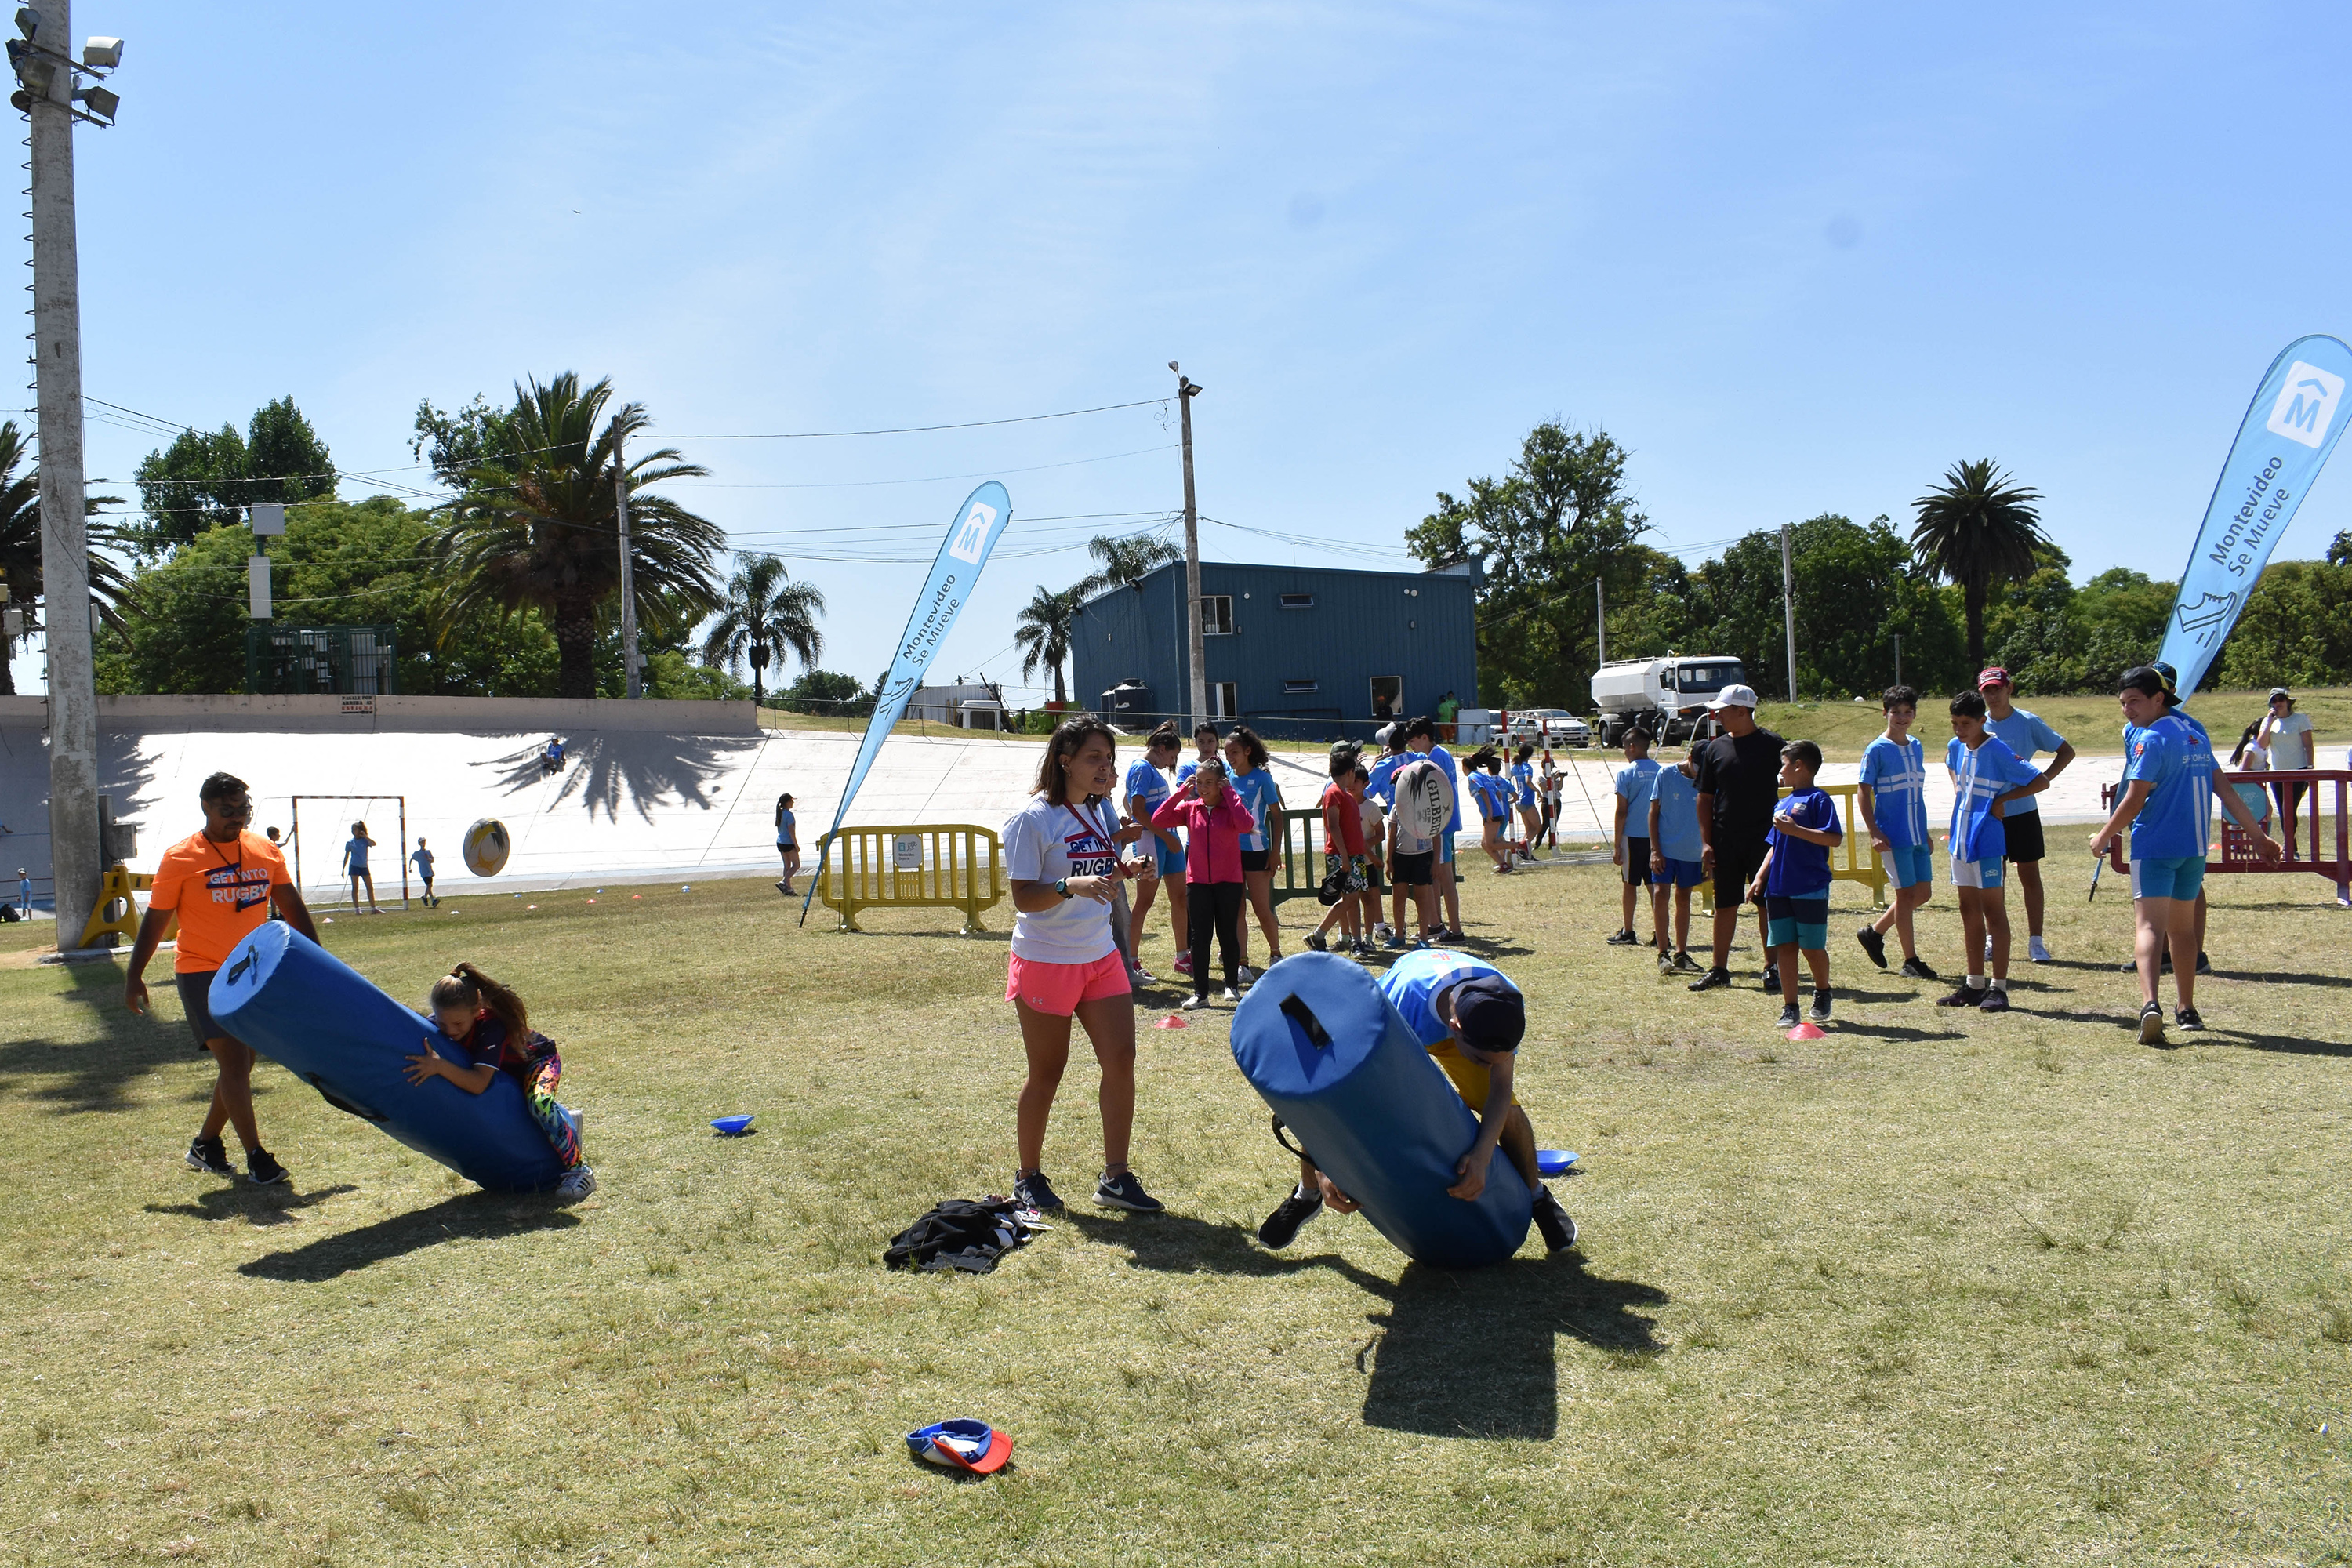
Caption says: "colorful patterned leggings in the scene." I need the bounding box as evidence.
[522,1054,582,1168]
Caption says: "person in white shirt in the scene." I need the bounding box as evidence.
[2256,688,2316,854]
[1000,719,1162,1216]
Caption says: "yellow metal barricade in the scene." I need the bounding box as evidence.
[1697,782,1887,914]
[815,825,1006,934]
[77,864,154,949]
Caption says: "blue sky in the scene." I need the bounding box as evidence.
[15,0,2352,699]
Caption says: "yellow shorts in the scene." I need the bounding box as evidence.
[1426,1039,1519,1109]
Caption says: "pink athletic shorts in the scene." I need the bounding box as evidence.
[1005,950,1131,1015]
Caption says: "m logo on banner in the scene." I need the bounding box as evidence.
[947,503,997,564]
[2267,361,2345,448]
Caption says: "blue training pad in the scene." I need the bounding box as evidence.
[1229,952,1530,1268]
[209,923,566,1192]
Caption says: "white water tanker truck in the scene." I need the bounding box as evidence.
[1588,655,1749,747]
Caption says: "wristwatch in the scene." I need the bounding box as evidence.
[1054,877,1072,899]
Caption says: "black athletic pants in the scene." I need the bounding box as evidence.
[1188,880,1245,996]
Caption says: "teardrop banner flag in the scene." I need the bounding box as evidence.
[2158,334,2352,695]
[799,481,1013,924]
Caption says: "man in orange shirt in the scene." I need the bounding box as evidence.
[125,771,321,1185]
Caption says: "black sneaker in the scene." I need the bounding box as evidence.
[1936,983,1986,1007]
[1013,1171,1064,1212]
[1899,957,1940,981]
[1761,965,1780,993]
[1443,927,1468,943]
[1257,1187,1323,1248]
[1977,987,2009,1014]
[1672,949,1704,973]
[1606,928,1639,946]
[1094,1171,1163,1213]
[1531,1187,1578,1254]
[1688,967,1732,992]
[2137,1000,2165,1046]
[1303,933,1328,953]
[2176,1006,2205,1031]
[2195,952,2212,976]
[1777,1002,1801,1029]
[1855,927,1888,969]
[184,1135,234,1178]
[245,1149,289,1187]
[1809,989,1831,1023]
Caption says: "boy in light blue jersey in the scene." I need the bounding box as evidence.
[1748,739,1842,1027]
[1123,723,1188,980]
[1364,731,1407,810]
[1938,689,2047,1011]
[2091,666,2276,1044]
[1646,755,1705,970]
[1607,730,1661,945]
[1404,717,1466,939]
[1853,685,1938,980]
[1979,666,2075,963]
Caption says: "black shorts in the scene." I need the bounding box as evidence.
[1359,855,1385,891]
[2000,811,2045,864]
[1711,830,1769,906]
[1240,848,1272,873]
[1622,837,1651,886]
[1392,850,1435,887]
[176,970,236,1052]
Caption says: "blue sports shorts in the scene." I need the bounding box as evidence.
[1885,843,1933,889]
[2130,854,2205,902]
[1951,854,2005,891]
[1764,895,1829,951]
[1651,856,1704,888]
[1439,833,1455,866]
[1151,834,1186,877]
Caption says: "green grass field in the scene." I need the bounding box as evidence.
[2,859,2350,1566]
[1743,685,2352,764]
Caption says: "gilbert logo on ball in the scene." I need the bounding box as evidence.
[463,819,511,877]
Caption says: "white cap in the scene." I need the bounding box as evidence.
[1708,683,1759,712]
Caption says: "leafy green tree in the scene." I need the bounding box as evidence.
[2072,567,2174,648]
[1079,532,1179,597]
[699,554,825,702]
[0,419,129,695]
[2328,531,2352,568]
[1909,459,2049,669]
[132,397,335,552]
[1405,422,1650,709]
[2213,560,2352,690]
[1014,585,1079,705]
[780,669,869,716]
[430,373,725,699]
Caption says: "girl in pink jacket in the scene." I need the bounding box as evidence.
[1152,757,1258,1008]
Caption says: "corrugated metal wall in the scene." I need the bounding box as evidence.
[1071,561,1477,735]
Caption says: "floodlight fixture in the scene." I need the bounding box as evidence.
[81,34,118,68]
[13,9,37,42]
[73,82,111,120]
[250,503,285,537]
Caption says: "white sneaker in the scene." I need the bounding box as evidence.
[556,1166,597,1199]
[1181,993,1209,1011]
[1222,986,1240,1003]
[1235,964,1258,985]
[2027,936,2052,964]
[1128,967,1156,986]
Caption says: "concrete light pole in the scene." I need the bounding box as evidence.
[1779,522,1798,704]
[615,438,641,699]
[1171,363,1204,728]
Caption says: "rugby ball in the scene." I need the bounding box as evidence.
[462,818,511,878]
[1396,758,1454,844]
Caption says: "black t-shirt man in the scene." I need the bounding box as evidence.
[1694,724,1784,901]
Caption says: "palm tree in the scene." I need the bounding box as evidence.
[1909,459,2049,669]
[430,374,726,699]
[1077,530,1180,597]
[1014,585,1079,706]
[0,419,129,696]
[700,554,824,702]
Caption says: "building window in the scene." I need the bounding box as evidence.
[1370,675,1403,718]
[1200,595,1234,635]
[1283,678,1319,695]
[1210,682,1240,718]
[1278,593,1315,610]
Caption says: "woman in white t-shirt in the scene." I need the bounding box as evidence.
[1001,718,1163,1216]
[2257,688,2315,852]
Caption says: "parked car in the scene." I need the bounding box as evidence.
[1507,708,1592,748]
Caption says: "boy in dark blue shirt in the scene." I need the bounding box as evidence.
[1747,739,1843,1028]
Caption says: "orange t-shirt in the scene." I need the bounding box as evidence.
[148,829,289,975]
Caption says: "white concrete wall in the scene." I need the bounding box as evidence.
[0,694,756,735]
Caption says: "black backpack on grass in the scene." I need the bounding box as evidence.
[884,1198,1041,1274]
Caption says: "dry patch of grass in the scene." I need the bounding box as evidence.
[0,863,2348,1563]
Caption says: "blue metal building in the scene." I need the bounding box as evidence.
[1069,558,1479,740]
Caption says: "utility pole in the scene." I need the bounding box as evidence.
[1778,523,1798,704]
[1171,363,1205,728]
[1595,576,1606,668]
[21,1,108,949]
[1893,633,1902,688]
[615,436,641,699]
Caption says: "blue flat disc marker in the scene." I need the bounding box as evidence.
[711,1114,756,1136]
[1536,1149,1577,1178]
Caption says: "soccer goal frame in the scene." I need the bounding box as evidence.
[291,794,409,909]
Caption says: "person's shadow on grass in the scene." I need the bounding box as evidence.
[146,1182,359,1227]
[235,1192,582,1282]
[1065,1209,1666,1441]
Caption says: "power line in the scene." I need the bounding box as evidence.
[666,397,1170,439]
